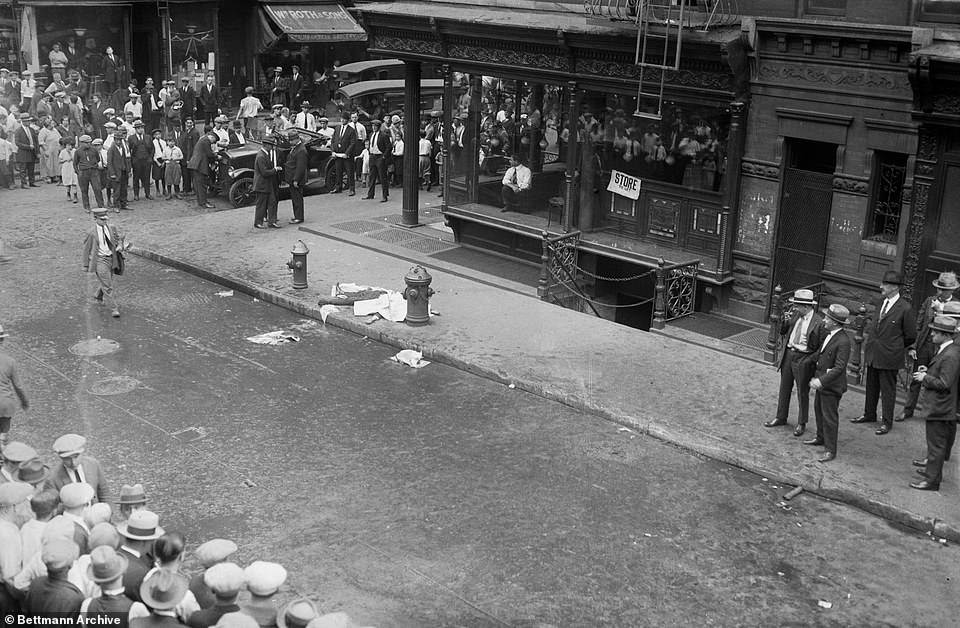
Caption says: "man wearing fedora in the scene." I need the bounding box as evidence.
[853,270,917,434]
[119,509,164,602]
[14,112,40,188]
[80,545,149,618]
[806,304,852,462]
[269,67,286,108]
[765,288,824,436]
[0,325,29,449]
[253,135,281,229]
[0,441,35,484]
[118,483,148,523]
[133,569,190,627]
[47,433,108,503]
[910,316,960,491]
[900,271,960,422]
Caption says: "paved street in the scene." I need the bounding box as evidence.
[1,185,959,626]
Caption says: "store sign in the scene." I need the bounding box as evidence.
[606,169,642,200]
[263,4,367,42]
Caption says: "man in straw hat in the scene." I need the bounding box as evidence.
[805,304,852,463]
[910,315,960,491]
[900,270,960,422]
[133,570,190,627]
[764,288,823,437]
[81,206,130,319]
[118,509,164,601]
[0,325,28,448]
[852,270,917,435]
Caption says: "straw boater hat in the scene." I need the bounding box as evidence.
[117,509,164,540]
[930,315,958,334]
[788,288,817,306]
[824,303,850,325]
[933,271,959,291]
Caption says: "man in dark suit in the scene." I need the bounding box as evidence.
[187,130,218,209]
[127,121,153,200]
[46,433,109,503]
[288,65,304,108]
[14,113,40,188]
[804,304,852,462]
[117,510,163,602]
[269,67,285,108]
[852,270,917,435]
[764,289,824,437]
[106,127,131,210]
[101,46,121,97]
[365,119,393,202]
[910,316,960,490]
[253,135,281,229]
[179,117,200,195]
[900,271,960,421]
[329,114,357,195]
[198,76,219,125]
[179,77,196,123]
[284,129,308,224]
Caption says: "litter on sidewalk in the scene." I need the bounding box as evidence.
[246,331,301,345]
[392,349,430,368]
[215,290,234,297]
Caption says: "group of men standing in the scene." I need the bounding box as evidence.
[766,270,960,491]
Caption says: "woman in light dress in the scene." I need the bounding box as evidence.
[58,137,78,203]
[37,117,62,182]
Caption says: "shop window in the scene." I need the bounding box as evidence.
[865,152,907,244]
[805,0,846,16]
[919,0,960,23]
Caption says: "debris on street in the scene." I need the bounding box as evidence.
[246,331,301,345]
[215,290,234,297]
[818,600,833,609]
[319,304,338,323]
[392,349,430,368]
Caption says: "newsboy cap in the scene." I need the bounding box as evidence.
[60,482,95,508]
[195,538,238,568]
[0,481,33,506]
[244,560,287,596]
[203,562,245,595]
[53,433,86,456]
[2,441,37,463]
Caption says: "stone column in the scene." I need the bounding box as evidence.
[402,60,421,226]
[901,125,939,302]
[718,101,747,280]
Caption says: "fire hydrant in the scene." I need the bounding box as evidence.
[286,240,309,289]
[402,265,434,326]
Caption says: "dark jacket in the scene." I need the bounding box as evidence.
[24,574,83,614]
[187,603,241,628]
[864,296,917,370]
[47,454,109,502]
[179,127,200,163]
[252,149,278,193]
[330,123,357,159]
[74,144,101,171]
[288,73,304,105]
[369,127,393,157]
[128,132,154,162]
[179,85,196,119]
[284,142,308,185]
[102,54,121,84]
[107,141,131,178]
[778,310,825,373]
[815,329,851,396]
[187,136,216,173]
[198,84,219,114]
[919,343,960,421]
[118,547,153,602]
[915,296,960,352]
[14,124,40,163]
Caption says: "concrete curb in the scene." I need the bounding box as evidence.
[132,245,960,545]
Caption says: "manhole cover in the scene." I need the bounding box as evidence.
[89,376,141,396]
[11,239,37,249]
[172,426,208,442]
[70,338,120,356]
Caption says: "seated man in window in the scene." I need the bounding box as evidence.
[500,154,531,212]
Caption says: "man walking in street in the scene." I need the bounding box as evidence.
[765,289,824,437]
[910,316,960,491]
[74,135,104,212]
[852,270,917,435]
[365,119,392,202]
[81,209,128,318]
[14,113,39,188]
[187,130,218,210]
[900,271,959,422]
[0,325,29,448]
[106,127,130,211]
[805,304,852,463]
[128,121,153,201]
[284,129,307,224]
[253,135,280,229]
[329,112,356,196]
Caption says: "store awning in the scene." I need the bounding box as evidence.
[261,4,367,43]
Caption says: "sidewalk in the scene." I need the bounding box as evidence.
[131,188,960,543]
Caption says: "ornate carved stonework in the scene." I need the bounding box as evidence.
[740,160,779,180]
[372,35,441,56]
[917,130,939,165]
[901,181,929,302]
[931,94,960,116]
[574,59,734,91]
[448,43,565,71]
[757,62,909,93]
[832,175,869,195]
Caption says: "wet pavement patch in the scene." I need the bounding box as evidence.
[70,338,121,356]
[89,376,141,396]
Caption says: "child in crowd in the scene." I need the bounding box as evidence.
[151,128,166,198]
[359,139,370,187]
[163,135,183,200]
[58,137,78,203]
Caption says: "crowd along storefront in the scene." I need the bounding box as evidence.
[354,0,752,328]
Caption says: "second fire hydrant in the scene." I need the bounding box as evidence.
[286,240,309,289]
[402,265,434,326]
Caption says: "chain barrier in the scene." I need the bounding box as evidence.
[547,268,655,309]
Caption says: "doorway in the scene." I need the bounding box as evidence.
[131,28,159,87]
[771,139,836,294]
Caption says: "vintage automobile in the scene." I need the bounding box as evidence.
[217,128,338,208]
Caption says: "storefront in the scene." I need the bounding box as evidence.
[355,0,749,324]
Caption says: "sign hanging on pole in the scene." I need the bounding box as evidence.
[607,169,642,200]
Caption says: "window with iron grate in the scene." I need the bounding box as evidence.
[866,152,907,244]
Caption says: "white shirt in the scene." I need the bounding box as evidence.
[317,126,334,142]
[123,101,142,118]
[19,519,46,569]
[214,127,229,144]
[502,164,532,191]
[820,328,841,354]
[351,121,366,141]
[237,95,264,119]
[879,292,900,318]
[788,309,814,352]
[369,130,382,155]
[96,225,112,257]
[294,111,316,131]
[393,138,404,157]
[937,339,954,356]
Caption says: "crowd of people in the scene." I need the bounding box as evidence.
[766,270,960,491]
[0,430,371,625]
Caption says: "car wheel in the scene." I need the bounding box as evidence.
[324,165,339,193]
[229,178,256,208]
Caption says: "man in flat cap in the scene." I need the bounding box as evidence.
[75,133,105,212]
[910,315,960,491]
[240,560,286,626]
[1,441,37,483]
[54,482,95,554]
[190,539,238,609]
[23,537,83,614]
[47,434,108,502]
[0,481,33,604]
[852,270,917,435]
[0,326,29,448]
[187,562,245,627]
[900,271,960,422]
[81,209,128,318]
[284,128,308,224]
